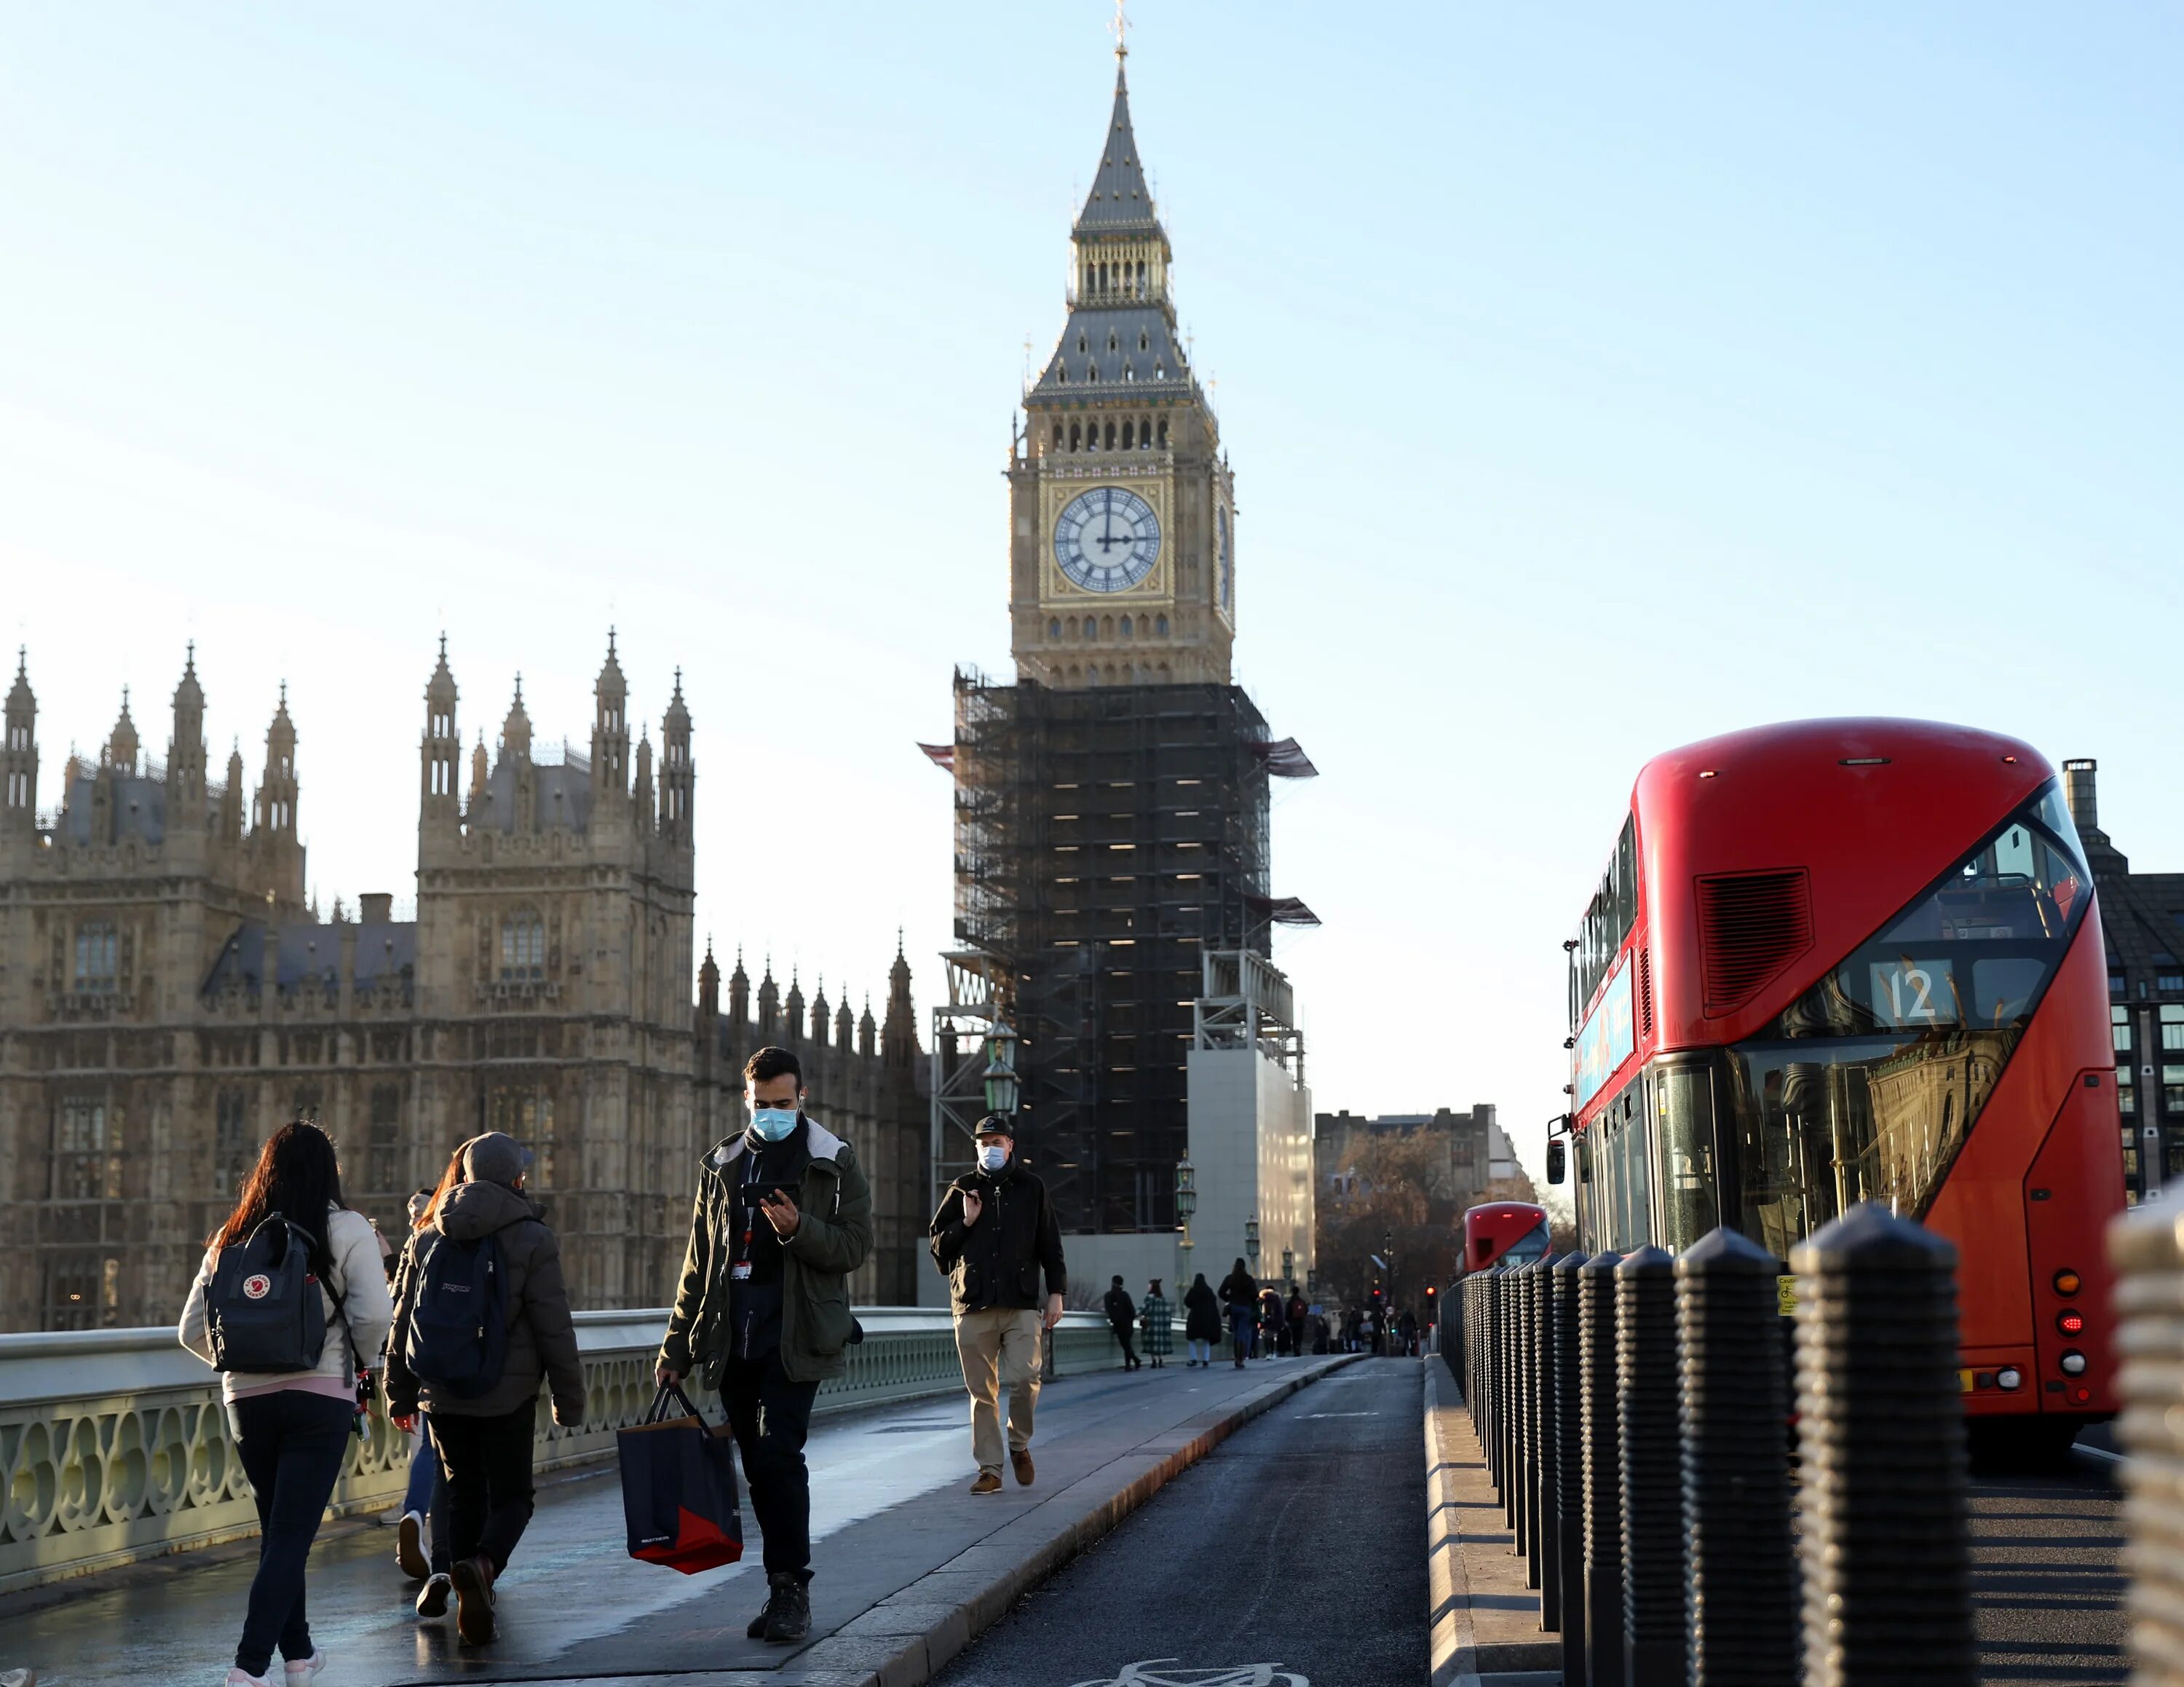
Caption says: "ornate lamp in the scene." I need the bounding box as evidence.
[1246,1214,1260,1271]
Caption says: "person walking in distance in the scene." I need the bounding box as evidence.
[1286,1285,1308,1359]
[930,1113,1066,1494]
[657,1047,873,1645]
[1182,1272,1222,1367]
[179,1119,393,1687]
[385,1132,586,1647]
[1220,1258,1259,1368]
[1104,1275,1142,1371]
[1139,1279,1174,1369]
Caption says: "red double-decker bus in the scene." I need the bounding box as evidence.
[1460,1200,1551,1275]
[1553,718,2122,1455]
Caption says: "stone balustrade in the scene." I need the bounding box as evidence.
[0,1307,1127,1595]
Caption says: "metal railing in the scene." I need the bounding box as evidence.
[0,1306,1128,1595]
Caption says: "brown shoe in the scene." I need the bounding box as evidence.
[970,1471,1003,1495]
[1011,1447,1035,1487]
[451,1554,496,1645]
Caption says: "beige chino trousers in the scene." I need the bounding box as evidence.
[951,1306,1043,1475]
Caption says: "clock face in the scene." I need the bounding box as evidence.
[1054,486,1161,593]
[1216,506,1232,609]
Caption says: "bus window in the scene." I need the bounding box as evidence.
[1654,1062,1719,1250]
[1722,784,2092,1247]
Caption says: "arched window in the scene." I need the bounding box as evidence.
[499,909,545,981]
[1136,261,1147,295]
[1087,363,1099,383]
[1049,618,1062,641]
[1052,423,1063,452]
[1122,421,1134,449]
[1108,331,1119,352]
[1120,615,1133,637]
[1156,614,1170,636]
[1101,615,1114,640]
[1078,332,1088,355]
[1140,415,1153,448]
[1123,364,1134,382]
[1157,418,1169,448]
[1104,420,1116,449]
[1069,422,1081,452]
[1083,617,1097,640]
[1139,331,1150,352]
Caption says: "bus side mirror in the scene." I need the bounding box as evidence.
[1546,1139,1567,1185]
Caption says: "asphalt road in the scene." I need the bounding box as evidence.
[1971,1443,2127,1684]
[933,1356,1426,1687]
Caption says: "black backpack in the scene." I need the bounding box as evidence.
[207,1215,328,1373]
[403,1230,510,1398]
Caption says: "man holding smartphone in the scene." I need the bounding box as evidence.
[929,1114,1067,1495]
[658,1046,872,1645]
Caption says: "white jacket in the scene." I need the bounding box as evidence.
[179,1205,394,1403]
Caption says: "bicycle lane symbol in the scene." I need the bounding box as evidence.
[1065,1664,1308,1687]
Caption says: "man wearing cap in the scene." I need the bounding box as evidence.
[929,1114,1067,1494]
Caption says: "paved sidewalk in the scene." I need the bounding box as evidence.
[6,1353,1356,1687]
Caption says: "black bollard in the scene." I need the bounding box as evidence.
[1487,1266,1505,1483]
[1581,1249,1627,1687]
[1501,1262,1519,1513]
[1555,1252,1593,1687]
[1522,1257,1543,1586]
[1793,1204,1975,1687]
[1677,1226,1795,1687]
[1515,1258,1534,1560]
[1535,1255,1563,1634]
[1615,1246,1684,1687]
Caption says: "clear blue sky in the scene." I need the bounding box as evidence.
[4,5,2178,1185]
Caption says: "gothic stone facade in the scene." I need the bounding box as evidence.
[0,640,925,1332]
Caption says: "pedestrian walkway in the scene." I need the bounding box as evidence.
[4,1354,1354,1687]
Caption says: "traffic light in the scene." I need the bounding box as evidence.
[1425,1284,1438,1308]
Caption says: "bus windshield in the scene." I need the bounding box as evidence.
[1715,782,2091,1259]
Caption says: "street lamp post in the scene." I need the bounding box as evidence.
[1246,1215,1261,1279]
[1175,1157,1196,1265]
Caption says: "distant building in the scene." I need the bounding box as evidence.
[2064,759,2184,1204]
[0,639,927,1332]
[1313,1105,1518,1209]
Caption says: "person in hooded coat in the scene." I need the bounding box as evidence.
[386,1132,585,1647]
[1182,1271,1223,1367]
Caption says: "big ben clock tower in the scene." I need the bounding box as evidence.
[1008,43,1235,687]
[941,34,1314,1301]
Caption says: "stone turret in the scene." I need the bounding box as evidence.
[421,634,460,835]
[882,937,918,1070]
[2,650,36,838]
[785,971,807,1046]
[248,687,305,911]
[106,688,140,775]
[836,994,855,1052]
[729,948,751,1026]
[590,631,629,828]
[758,960,780,1040]
[811,978,830,1045]
[660,670,694,850]
[168,647,206,818]
[697,941,720,1021]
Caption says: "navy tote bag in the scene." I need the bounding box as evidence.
[617,1383,744,1573]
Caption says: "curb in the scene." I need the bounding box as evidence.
[462,1351,1367,1687]
[1425,1359,1561,1687]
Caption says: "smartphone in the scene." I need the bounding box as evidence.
[738,1181,782,1209]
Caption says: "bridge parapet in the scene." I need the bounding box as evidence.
[0,1306,1122,1595]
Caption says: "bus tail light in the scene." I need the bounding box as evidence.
[2057,1309,2086,1336]
[2060,1350,2088,1376]
[2053,1269,2082,1295]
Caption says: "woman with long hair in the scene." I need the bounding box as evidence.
[1219,1257,1259,1369]
[1182,1271,1222,1367]
[389,1153,464,1597]
[180,1120,392,1687]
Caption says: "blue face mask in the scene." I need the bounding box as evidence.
[749,1107,799,1144]
[978,1143,1010,1173]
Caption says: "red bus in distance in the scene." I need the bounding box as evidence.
[1461,1201,1551,1275]
[1554,718,2122,1458]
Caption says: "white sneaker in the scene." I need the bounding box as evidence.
[284,1653,328,1684]
[224,1671,272,1686]
[396,1509,430,1579]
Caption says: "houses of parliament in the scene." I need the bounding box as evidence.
[0,638,927,1332]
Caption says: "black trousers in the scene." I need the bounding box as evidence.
[1109,1321,1140,1367]
[721,1350,820,1581]
[427,1402,538,1576]
[231,1390,353,1677]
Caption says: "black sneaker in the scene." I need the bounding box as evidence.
[761,1573,810,1644]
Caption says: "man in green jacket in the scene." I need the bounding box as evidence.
[658,1047,872,1645]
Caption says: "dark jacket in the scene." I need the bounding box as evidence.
[930,1163,1067,1312]
[1219,1267,1259,1311]
[1183,1278,1223,1343]
[1103,1286,1136,1327]
[661,1118,874,1387]
[386,1180,586,1423]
